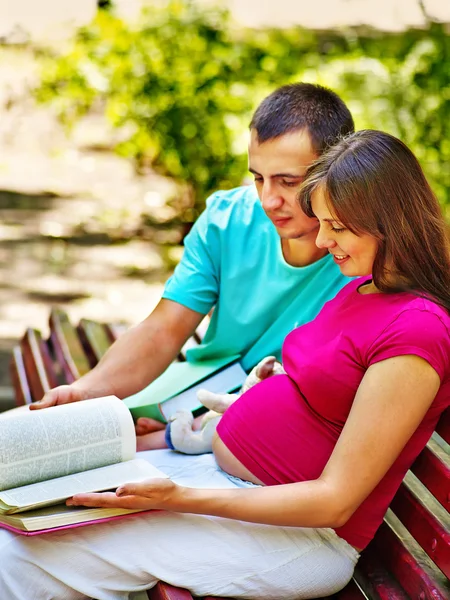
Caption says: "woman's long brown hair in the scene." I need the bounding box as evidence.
[299,130,450,312]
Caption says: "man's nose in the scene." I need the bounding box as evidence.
[260,185,283,212]
[315,227,337,249]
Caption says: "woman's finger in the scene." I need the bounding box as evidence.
[116,478,172,498]
[67,491,151,509]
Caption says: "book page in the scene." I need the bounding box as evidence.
[0,397,136,491]
[0,458,167,513]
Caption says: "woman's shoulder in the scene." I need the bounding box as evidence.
[397,295,450,331]
[365,294,450,382]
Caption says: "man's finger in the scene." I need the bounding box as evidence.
[29,396,57,410]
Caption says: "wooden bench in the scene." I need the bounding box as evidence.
[9,308,450,600]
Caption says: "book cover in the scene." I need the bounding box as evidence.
[123,355,245,422]
[0,397,168,534]
[0,506,156,536]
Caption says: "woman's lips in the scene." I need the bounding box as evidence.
[332,254,350,265]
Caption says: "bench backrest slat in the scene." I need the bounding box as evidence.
[330,580,367,600]
[436,410,450,445]
[410,444,450,509]
[105,323,128,343]
[178,336,201,361]
[10,346,33,405]
[390,481,450,578]
[355,549,410,600]
[77,319,113,367]
[49,309,91,383]
[371,519,450,600]
[20,329,59,402]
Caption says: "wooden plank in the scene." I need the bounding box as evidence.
[104,322,128,343]
[77,319,113,367]
[353,548,410,600]
[334,579,367,600]
[390,481,450,578]
[178,335,200,361]
[49,309,91,383]
[370,519,450,600]
[9,346,32,406]
[20,328,59,402]
[147,581,194,600]
[193,315,210,344]
[436,408,450,445]
[410,443,449,510]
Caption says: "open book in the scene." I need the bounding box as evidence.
[0,397,167,534]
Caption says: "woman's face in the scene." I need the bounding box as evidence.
[311,186,378,277]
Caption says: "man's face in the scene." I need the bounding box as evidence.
[248,129,319,240]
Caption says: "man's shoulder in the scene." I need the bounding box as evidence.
[205,186,264,224]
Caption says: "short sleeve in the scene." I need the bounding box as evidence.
[162,193,223,314]
[366,308,450,381]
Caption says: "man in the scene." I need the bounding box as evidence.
[34,83,355,449]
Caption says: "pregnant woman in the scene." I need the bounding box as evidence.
[0,130,449,600]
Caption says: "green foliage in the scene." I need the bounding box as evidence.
[35,1,450,218]
[317,21,450,212]
[36,1,320,219]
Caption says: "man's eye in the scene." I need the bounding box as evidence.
[253,177,263,184]
[282,180,300,188]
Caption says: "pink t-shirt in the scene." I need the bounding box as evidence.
[217,277,450,549]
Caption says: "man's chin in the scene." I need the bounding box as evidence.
[277,229,317,241]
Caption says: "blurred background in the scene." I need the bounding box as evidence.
[0,0,449,405]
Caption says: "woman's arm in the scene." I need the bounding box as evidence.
[69,355,440,529]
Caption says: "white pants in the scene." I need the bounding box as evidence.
[0,450,359,600]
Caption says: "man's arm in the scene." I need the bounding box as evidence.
[32,298,205,408]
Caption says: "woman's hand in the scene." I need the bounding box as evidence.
[66,478,184,511]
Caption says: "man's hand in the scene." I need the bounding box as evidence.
[30,385,93,410]
[67,478,183,511]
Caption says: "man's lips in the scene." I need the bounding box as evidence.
[270,215,291,226]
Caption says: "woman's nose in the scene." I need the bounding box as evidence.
[315,227,337,249]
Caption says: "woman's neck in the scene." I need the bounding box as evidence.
[357,279,382,295]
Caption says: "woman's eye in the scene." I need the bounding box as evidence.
[331,226,346,233]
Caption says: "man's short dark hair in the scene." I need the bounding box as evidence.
[250,83,355,154]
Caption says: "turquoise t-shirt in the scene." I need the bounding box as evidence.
[163,185,350,371]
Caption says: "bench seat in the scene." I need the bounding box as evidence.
[10,308,450,600]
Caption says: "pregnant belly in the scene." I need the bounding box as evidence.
[212,432,265,485]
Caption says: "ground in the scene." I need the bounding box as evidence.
[0,46,180,409]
